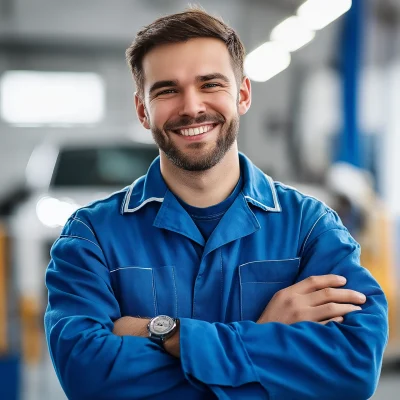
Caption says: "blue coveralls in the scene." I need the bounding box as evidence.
[45,153,388,399]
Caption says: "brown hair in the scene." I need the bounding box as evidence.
[126,6,246,98]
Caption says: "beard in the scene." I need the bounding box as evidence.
[149,112,239,172]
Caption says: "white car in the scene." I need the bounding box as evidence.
[9,137,159,310]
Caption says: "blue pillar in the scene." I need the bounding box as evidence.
[338,0,364,167]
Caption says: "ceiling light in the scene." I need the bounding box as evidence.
[0,71,105,125]
[271,16,315,52]
[245,42,291,82]
[297,0,352,31]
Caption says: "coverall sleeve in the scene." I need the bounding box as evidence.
[179,209,388,400]
[44,217,210,400]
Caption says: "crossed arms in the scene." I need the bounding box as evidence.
[113,274,366,359]
[45,215,388,400]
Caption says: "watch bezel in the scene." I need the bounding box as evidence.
[147,315,177,342]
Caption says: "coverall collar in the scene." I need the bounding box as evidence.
[121,153,281,248]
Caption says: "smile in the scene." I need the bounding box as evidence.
[173,124,216,137]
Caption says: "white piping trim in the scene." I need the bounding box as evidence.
[72,217,95,237]
[110,266,152,273]
[171,266,178,318]
[59,235,102,251]
[239,263,244,321]
[274,181,330,209]
[266,174,281,211]
[244,196,280,212]
[125,197,164,213]
[151,269,157,316]
[122,178,138,213]
[239,257,301,268]
[300,211,328,255]
[244,174,281,212]
[123,177,164,214]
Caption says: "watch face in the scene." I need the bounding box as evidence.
[151,316,175,335]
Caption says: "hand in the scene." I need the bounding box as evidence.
[257,274,366,325]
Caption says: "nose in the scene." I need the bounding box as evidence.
[178,88,206,118]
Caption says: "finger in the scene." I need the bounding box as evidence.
[292,275,347,295]
[312,303,362,322]
[319,316,344,325]
[308,288,366,307]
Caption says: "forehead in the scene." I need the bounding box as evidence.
[142,38,236,90]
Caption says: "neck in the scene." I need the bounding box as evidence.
[160,145,240,208]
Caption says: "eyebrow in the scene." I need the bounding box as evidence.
[148,73,231,95]
[196,73,230,83]
[149,80,178,95]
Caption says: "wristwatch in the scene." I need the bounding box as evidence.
[147,315,178,347]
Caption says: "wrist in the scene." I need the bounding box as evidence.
[163,319,180,358]
[113,316,150,337]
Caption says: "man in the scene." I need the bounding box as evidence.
[45,8,388,400]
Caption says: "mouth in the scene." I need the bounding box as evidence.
[170,123,219,137]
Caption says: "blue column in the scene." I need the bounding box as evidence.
[338,0,364,167]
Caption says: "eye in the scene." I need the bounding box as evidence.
[156,89,177,96]
[202,83,222,89]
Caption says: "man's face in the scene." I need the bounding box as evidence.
[136,37,251,171]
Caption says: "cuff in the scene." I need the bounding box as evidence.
[179,318,258,387]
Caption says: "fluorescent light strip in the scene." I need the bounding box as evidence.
[245,0,353,82]
[0,71,105,125]
[270,16,316,52]
[297,0,353,31]
[244,42,291,82]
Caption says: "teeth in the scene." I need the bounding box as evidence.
[179,124,214,136]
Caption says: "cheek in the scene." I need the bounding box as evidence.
[148,102,175,128]
[211,92,238,114]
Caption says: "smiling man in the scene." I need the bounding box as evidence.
[136,36,248,209]
[140,39,241,175]
[45,7,388,400]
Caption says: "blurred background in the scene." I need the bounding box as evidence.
[0,0,399,398]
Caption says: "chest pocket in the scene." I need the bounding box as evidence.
[239,258,300,321]
[110,265,178,318]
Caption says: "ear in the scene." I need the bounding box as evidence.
[135,92,150,129]
[238,76,251,116]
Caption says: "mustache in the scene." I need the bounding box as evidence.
[164,113,225,131]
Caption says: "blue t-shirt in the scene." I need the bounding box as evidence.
[177,174,243,242]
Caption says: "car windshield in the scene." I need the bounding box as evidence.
[51,146,159,187]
